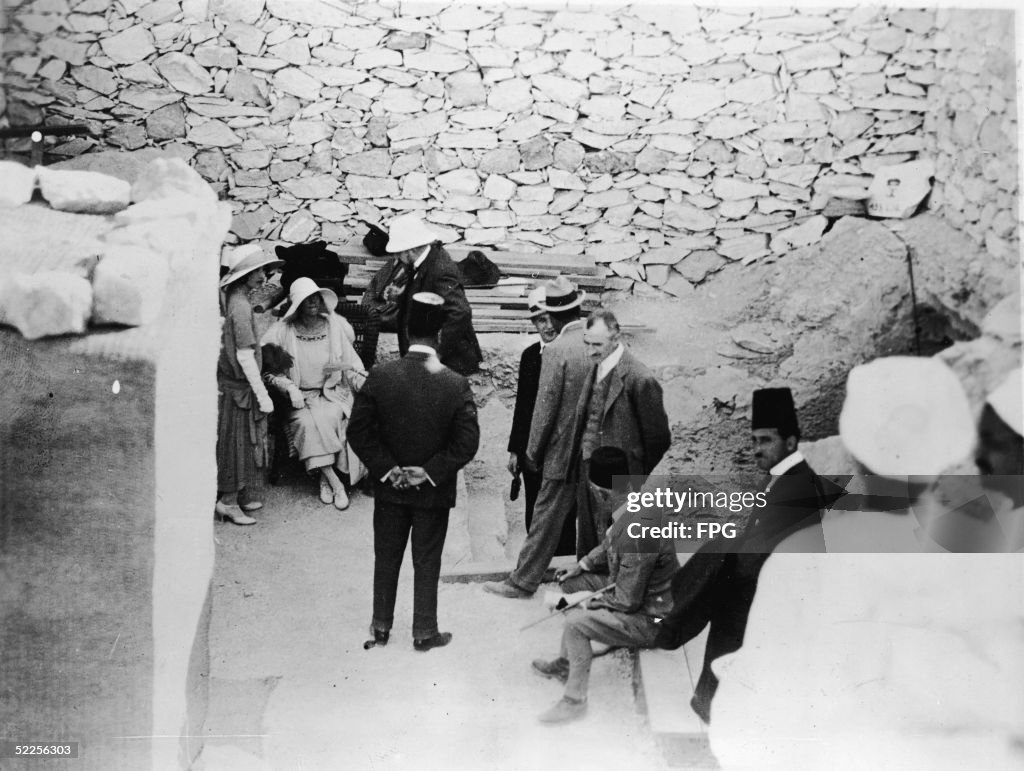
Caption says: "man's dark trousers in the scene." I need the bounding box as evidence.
[373,502,450,639]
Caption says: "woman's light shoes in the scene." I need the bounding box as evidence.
[319,477,333,504]
[215,501,257,526]
[333,486,349,510]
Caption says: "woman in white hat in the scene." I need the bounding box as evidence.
[216,244,284,525]
[709,357,1024,770]
[261,277,367,509]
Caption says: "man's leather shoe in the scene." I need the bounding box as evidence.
[413,632,452,652]
[531,657,570,683]
[482,580,533,599]
[538,696,587,724]
[373,629,389,646]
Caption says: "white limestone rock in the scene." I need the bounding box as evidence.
[0,162,36,207]
[274,68,322,101]
[1,271,93,340]
[280,175,339,199]
[438,7,493,30]
[345,176,400,198]
[405,51,472,73]
[388,113,447,142]
[267,0,351,27]
[705,117,759,139]
[783,42,841,71]
[36,167,131,214]
[713,177,770,200]
[91,246,170,327]
[437,169,480,195]
[664,201,716,231]
[771,215,828,249]
[187,121,242,148]
[717,234,769,261]
[100,25,156,65]
[447,71,486,107]
[487,79,533,112]
[483,175,516,201]
[154,53,214,96]
[436,131,499,149]
[532,74,588,107]
[131,158,217,208]
[665,83,727,119]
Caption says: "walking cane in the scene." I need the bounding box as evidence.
[519,583,617,631]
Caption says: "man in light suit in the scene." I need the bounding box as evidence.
[506,286,575,554]
[386,213,482,375]
[572,310,671,556]
[348,292,480,651]
[484,276,591,599]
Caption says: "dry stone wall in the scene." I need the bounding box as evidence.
[2,2,1019,297]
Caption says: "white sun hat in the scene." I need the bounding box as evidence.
[282,276,339,321]
[839,356,974,478]
[384,213,439,253]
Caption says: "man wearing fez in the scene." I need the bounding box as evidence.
[507,286,575,554]
[654,387,827,723]
[385,213,482,375]
[531,447,680,724]
[572,310,671,556]
[348,292,480,652]
[485,276,592,599]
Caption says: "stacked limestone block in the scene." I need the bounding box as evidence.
[0,154,231,771]
[2,3,1018,299]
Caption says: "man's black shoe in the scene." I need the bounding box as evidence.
[413,632,452,652]
[363,629,389,649]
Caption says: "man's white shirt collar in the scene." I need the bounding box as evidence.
[597,344,625,382]
[769,450,804,477]
[412,245,430,271]
[408,344,437,356]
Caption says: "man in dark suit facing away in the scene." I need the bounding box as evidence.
[507,285,574,554]
[654,387,828,722]
[348,292,480,652]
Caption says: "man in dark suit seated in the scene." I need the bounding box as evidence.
[506,286,574,554]
[385,213,483,376]
[654,387,828,723]
[348,292,480,652]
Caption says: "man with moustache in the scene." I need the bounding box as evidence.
[654,387,827,723]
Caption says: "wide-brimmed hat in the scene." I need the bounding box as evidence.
[221,242,263,270]
[987,368,1022,436]
[282,276,338,321]
[536,275,585,313]
[839,356,974,478]
[527,286,548,319]
[385,213,439,253]
[219,245,283,288]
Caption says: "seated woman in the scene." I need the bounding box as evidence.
[261,277,366,509]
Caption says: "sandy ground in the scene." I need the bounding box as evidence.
[198,468,669,771]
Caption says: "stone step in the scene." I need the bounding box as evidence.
[440,554,577,583]
[634,627,718,769]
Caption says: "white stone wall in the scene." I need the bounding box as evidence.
[923,8,1019,267]
[2,2,1018,296]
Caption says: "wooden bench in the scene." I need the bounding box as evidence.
[332,241,611,334]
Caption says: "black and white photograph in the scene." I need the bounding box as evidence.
[0,0,1021,769]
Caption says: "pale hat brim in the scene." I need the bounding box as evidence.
[839,356,974,478]
[385,214,439,253]
[987,368,1022,435]
[537,290,586,313]
[219,252,283,288]
[282,277,338,321]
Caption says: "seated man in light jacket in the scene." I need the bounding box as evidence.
[530,446,680,724]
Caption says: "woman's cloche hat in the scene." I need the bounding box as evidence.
[282,276,339,321]
[219,243,283,288]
